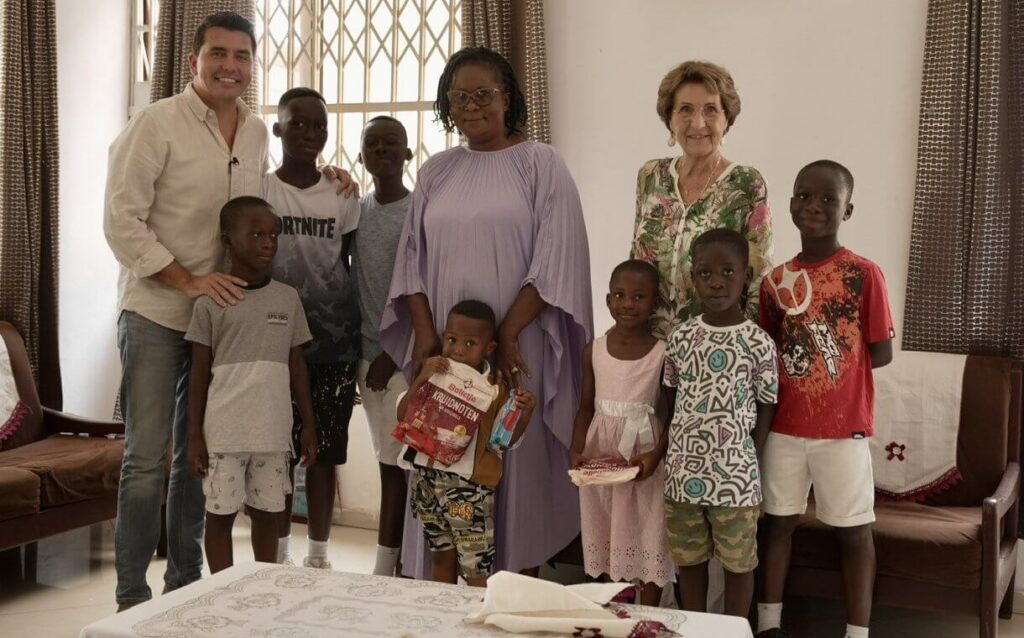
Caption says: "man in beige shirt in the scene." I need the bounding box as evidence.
[103,11,268,609]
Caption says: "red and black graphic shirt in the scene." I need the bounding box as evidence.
[758,248,894,439]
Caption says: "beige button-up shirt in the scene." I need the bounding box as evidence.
[104,84,268,332]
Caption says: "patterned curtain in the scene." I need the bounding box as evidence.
[462,0,551,143]
[0,0,62,409]
[149,0,259,109]
[903,0,1024,359]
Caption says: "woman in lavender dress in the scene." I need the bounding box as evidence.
[380,47,593,575]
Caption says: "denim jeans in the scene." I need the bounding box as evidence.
[114,311,205,604]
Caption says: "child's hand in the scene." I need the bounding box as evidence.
[629,449,662,481]
[419,356,450,381]
[188,436,209,478]
[512,389,535,412]
[569,449,587,470]
[299,426,318,468]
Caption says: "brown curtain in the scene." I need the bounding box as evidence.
[462,0,551,143]
[0,0,62,409]
[903,0,1024,359]
[149,0,258,109]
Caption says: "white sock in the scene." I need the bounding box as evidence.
[308,538,329,560]
[276,536,291,563]
[845,624,869,638]
[372,545,400,576]
[757,602,783,633]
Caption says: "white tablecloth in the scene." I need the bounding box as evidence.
[80,563,753,637]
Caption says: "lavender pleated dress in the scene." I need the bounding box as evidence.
[380,141,594,575]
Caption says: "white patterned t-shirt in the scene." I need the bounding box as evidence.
[663,316,778,507]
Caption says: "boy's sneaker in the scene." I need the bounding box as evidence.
[755,629,791,638]
[303,556,332,570]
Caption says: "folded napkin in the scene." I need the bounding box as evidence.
[465,571,678,637]
[871,351,966,501]
[0,335,30,442]
[568,458,640,487]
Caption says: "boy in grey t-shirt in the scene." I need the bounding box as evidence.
[352,116,412,576]
[186,196,317,574]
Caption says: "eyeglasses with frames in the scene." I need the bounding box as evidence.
[447,87,503,108]
[671,103,722,121]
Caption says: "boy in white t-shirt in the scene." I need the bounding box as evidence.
[186,196,317,574]
[263,88,361,569]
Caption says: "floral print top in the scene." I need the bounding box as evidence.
[631,158,773,340]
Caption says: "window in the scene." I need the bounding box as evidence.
[129,0,160,117]
[256,0,463,186]
[129,1,462,185]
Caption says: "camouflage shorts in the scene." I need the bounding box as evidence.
[664,499,759,574]
[410,467,495,580]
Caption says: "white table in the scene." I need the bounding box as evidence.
[80,563,753,637]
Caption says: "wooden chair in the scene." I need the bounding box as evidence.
[785,356,1022,638]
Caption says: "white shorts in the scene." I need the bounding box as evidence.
[357,359,408,466]
[761,432,875,527]
[203,452,292,514]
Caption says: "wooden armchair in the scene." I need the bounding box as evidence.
[0,320,125,553]
[785,355,1022,638]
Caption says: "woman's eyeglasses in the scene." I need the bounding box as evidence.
[671,104,722,121]
[447,87,503,108]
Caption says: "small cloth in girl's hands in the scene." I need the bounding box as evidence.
[569,458,640,486]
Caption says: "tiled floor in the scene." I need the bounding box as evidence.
[1,521,1023,637]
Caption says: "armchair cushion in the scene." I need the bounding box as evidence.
[792,501,983,589]
[0,466,40,521]
[0,435,123,507]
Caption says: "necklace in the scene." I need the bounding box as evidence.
[680,155,723,205]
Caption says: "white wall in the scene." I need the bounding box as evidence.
[54,0,940,529]
[56,0,128,418]
[545,0,927,343]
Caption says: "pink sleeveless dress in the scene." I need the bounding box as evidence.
[579,336,674,587]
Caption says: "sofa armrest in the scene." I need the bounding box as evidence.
[41,406,125,437]
[983,462,1020,523]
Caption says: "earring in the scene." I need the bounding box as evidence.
[667,133,676,147]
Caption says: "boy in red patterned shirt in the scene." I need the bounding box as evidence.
[756,160,894,638]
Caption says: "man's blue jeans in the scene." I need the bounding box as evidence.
[114,311,205,604]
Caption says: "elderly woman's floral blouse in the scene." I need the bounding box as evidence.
[631,158,773,340]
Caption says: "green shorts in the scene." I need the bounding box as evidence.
[664,499,759,574]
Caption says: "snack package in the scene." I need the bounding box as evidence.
[487,390,522,451]
[568,458,640,487]
[391,360,498,466]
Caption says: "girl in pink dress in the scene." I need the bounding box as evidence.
[570,259,675,606]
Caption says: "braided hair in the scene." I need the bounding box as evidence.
[434,47,528,138]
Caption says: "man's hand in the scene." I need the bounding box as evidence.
[188,436,209,478]
[366,353,398,392]
[182,272,247,307]
[299,425,318,468]
[322,165,360,197]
